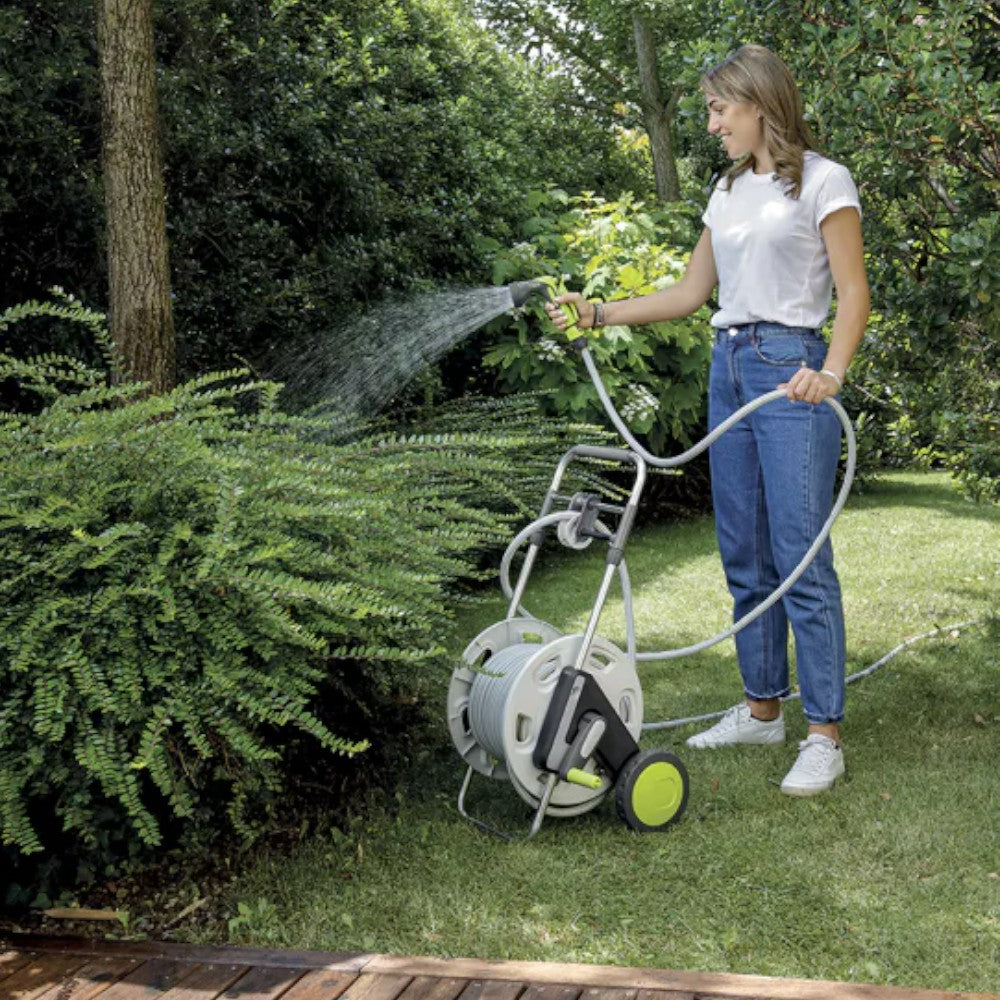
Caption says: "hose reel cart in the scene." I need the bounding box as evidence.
[446,443,689,839]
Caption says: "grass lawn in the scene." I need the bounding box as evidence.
[206,471,999,993]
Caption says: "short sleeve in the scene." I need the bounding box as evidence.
[815,163,861,227]
[702,183,723,229]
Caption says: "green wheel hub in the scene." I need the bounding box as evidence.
[615,748,689,832]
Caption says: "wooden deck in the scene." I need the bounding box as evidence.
[1,934,995,1000]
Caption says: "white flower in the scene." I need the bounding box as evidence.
[537,337,566,362]
[619,383,658,423]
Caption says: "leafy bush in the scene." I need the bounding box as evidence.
[479,189,712,456]
[841,309,999,502]
[0,299,611,894]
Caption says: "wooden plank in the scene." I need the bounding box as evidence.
[217,966,305,1000]
[456,981,525,1000]
[0,953,92,1000]
[363,955,1000,1000]
[339,973,413,1000]
[159,964,249,1000]
[280,970,359,1000]
[579,988,637,1000]
[32,957,142,1000]
[0,939,367,974]
[519,985,579,1000]
[0,955,35,984]
[635,988,694,1000]
[397,978,468,1000]
[2,938,998,1000]
[88,960,203,1000]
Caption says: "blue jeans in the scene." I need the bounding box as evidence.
[708,323,846,724]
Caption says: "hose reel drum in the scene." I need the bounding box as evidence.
[448,621,643,816]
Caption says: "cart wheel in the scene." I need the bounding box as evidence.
[615,749,689,832]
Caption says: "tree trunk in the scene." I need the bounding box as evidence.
[96,0,175,393]
[632,12,680,202]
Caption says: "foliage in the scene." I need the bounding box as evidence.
[0,0,649,384]
[0,298,611,893]
[0,4,103,354]
[4,0,997,501]
[836,314,940,477]
[479,189,712,454]
[840,311,999,502]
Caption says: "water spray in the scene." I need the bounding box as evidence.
[446,278,857,839]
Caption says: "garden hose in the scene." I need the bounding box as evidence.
[500,350,856,641]
[497,327,858,731]
[581,346,857,660]
[509,280,857,656]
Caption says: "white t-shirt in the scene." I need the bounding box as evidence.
[701,151,861,329]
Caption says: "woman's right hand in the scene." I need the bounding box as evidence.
[544,292,593,332]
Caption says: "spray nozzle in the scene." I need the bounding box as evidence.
[507,279,549,308]
[508,276,580,338]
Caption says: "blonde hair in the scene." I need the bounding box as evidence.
[701,44,816,199]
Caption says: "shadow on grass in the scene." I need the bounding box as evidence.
[850,473,1000,523]
[847,617,999,731]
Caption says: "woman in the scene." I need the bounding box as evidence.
[546,44,869,796]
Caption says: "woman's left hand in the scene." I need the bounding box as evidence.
[779,367,841,403]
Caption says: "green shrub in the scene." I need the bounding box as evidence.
[840,309,999,502]
[0,299,612,891]
[478,190,712,456]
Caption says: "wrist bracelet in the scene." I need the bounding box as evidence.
[820,368,843,388]
[592,301,605,329]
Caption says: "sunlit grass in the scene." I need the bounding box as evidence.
[200,472,999,993]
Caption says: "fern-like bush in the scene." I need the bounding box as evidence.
[0,300,611,889]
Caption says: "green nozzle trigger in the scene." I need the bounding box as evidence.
[537,276,580,337]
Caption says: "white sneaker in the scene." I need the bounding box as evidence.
[686,703,785,749]
[780,733,845,796]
